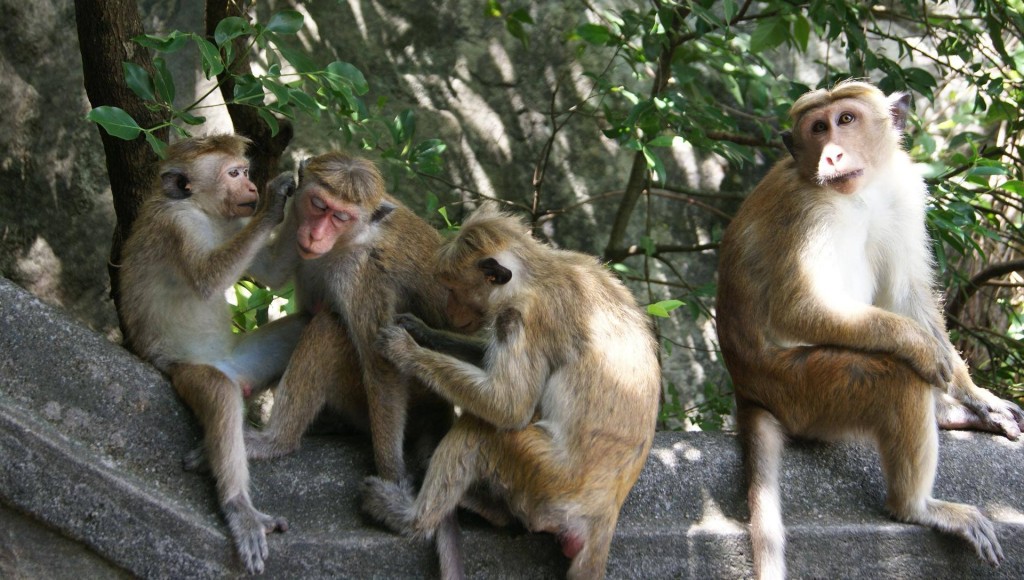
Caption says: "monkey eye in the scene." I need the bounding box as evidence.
[838,112,855,125]
[811,120,828,134]
[333,211,353,223]
[311,196,328,211]
[226,166,250,179]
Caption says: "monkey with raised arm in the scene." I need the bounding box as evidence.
[363,203,662,580]
[716,80,1024,579]
[119,134,305,574]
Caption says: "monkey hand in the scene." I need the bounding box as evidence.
[263,172,296,224]
[377,324,417,372]
[394,313,431,343]
[904,332,955,389]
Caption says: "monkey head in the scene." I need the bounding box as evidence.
[159,134,259,218]
[782,80,911,195]
[293,152,394,259]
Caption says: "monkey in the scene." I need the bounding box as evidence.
[715,79,1024,579]
[118,134,307,575]
[238,152,455,487]
[361,203,662,580]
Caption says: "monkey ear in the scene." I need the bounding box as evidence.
[889,92,913,132]
[477,258,512,285]
[781,131,796,159]
[160,169,191,199]
[371,200,397,223]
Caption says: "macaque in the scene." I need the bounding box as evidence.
[119,134,306,574]
[363,203,662,580]
[716,80,1024,579]
[241,152,454,485]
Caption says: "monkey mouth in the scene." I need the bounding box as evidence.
[297,242,324,260]
[238,201,258,210]
[818,169,864,186]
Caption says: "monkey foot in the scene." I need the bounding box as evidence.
[936,392,1024,440]
[224,496,288,575]
[361,476,417,536]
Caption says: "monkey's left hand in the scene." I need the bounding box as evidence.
[377,324,417,372]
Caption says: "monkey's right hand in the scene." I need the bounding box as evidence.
[394,313,430,343]
[264,172,296,224]
[377,324,417,372]
[904,332,954,389]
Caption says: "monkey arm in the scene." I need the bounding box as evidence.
[379,324,544,430]
[247,206,300,289]
[393,313,486,366]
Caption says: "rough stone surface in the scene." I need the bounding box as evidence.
[2,276,1022,579]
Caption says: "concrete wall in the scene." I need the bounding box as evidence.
[2,276,1022,579]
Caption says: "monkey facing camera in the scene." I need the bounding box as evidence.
[119,134,308,574]
[239,151,456,502]
[716,79,1024,579]
[362,203,662,580]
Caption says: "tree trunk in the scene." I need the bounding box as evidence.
[74,0,169,333]
[205,2,293,192]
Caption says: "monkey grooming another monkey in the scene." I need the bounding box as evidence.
[119,134,305,574]
[363,203,662,580]
[241,152,455,485]
[716,80,1024,579]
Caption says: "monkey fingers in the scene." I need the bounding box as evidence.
[375,325,417,371]
[223,496,288,575]
[935,393,1023,440]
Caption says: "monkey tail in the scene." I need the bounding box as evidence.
[436,512,465,580]
[739,402,787,580]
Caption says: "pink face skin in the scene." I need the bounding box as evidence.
[796,98,882,195]
[294,185,362,259]
[221,160,259,217]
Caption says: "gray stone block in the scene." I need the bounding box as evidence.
[1,276,1021,578]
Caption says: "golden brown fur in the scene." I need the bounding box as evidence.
[717,80,1021,579]
[363,203,661,579]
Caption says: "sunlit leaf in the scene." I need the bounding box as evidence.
[86,106,142,140]
[267,10,303,34]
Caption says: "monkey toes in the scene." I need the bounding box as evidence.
[224,497,288,575]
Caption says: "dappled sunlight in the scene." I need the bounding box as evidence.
[650,440,706,474]
[690,488,746,535]
[294,4,323,45]
[15,236,63,308]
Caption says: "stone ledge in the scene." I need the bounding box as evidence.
[1,276,1021,579]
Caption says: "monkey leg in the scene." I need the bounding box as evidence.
[736,400,787,580]
[224,312,309,397]
[878,376,1004,567]
[169,364,287,575]
[246,311,357,460]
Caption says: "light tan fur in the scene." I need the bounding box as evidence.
[119,134,304,574]
[363,203,662,580]
[716,80,1021,579]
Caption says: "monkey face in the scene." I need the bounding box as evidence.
[794,98,890,195]
[294,184,362,259]
[221,159,259,217]
[443,284,487,333]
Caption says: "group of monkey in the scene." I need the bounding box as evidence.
[116,79,1024,579]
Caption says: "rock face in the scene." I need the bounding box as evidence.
[2,275,1022,579]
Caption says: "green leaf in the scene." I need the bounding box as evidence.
[792,14,810,52]
[326,61,370,95]
[575,23,611,45]
[177,111,206,126]
[749,17,788,53]
[195,37,224,78]
[145,132,168,158]
[86,106,142,140]
[258,108,280,137]
[263,78,291,105]
[214,16,250,46]
[267,10,304,34]
[122,62,155,101]
[275,41,319,74]
[647,299,685,318]
[152,57,175,103]
[233,74,265,104]
[133,32,188,53]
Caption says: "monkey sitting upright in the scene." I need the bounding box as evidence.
[363,203,662,580]
[716,80,1024,579]
[119,134,305,575]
